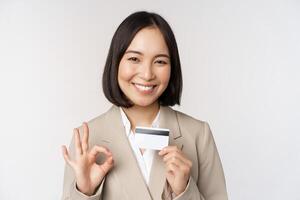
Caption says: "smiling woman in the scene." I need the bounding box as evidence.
[61,11,228,200]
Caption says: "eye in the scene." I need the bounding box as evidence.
[128,57,140,63]
[155,60,168,65]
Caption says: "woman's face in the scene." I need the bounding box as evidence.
[118,27,171,107]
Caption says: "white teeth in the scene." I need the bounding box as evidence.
[134,83,154,91]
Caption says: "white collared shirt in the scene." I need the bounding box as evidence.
[119,107,160,185]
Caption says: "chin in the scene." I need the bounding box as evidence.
[131,98,158,107]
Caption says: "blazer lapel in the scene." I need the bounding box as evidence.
[148,106,183,199]
[100,105,153,200]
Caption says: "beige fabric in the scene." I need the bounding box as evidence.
[162,181,173,200]
[61,105,228,200]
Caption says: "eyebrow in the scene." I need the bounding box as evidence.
[125,50,170,59]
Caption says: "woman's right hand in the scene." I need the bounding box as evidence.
[61,122,114,196]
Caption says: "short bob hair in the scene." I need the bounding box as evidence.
[102,11,182,108]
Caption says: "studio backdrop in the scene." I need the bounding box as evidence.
[0,0,299,199]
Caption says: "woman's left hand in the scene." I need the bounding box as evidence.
[158,145,192,196]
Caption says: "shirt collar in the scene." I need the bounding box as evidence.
[119,107,160,137]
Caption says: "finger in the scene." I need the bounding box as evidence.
[159,145,180,156]
[74,128,83,155]
[89,145,112,158]
[166,162,180,176]
[61,145,75,168]
[81,122,89,153]
[159,146,192,166]
[158,146,188,160]
[163,151,191,166]
[99,155,114,174]
[166,157,191,176]
[164,154,187,167]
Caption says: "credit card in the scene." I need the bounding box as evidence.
[135,126,169,150]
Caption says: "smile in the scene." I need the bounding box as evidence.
[133,83,157,92]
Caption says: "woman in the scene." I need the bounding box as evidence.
[61,11,228,200]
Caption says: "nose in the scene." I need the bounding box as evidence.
[139,62,155,81]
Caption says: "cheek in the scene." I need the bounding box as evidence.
[160,66,171,85]
[118,62,135,82]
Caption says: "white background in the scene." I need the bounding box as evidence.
[0,0,299,199]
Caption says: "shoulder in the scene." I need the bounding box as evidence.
[87,112,107,127]
[78,106,117,133]
[89,105,119,124]
[74,106,119,145]
[171,107,208,128]
[170,107,211,139]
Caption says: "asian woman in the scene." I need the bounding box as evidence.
[61,11,228,200]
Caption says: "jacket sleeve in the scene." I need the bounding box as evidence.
[174,122,228,200]
[61,132,105,200]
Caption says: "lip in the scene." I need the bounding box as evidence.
[132,83,157,95]
[133,82,156,87]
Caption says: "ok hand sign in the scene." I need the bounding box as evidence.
[61,122,114,196]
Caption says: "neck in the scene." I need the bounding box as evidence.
[122,102,160,129]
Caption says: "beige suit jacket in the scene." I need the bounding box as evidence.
[61,105,228,200]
